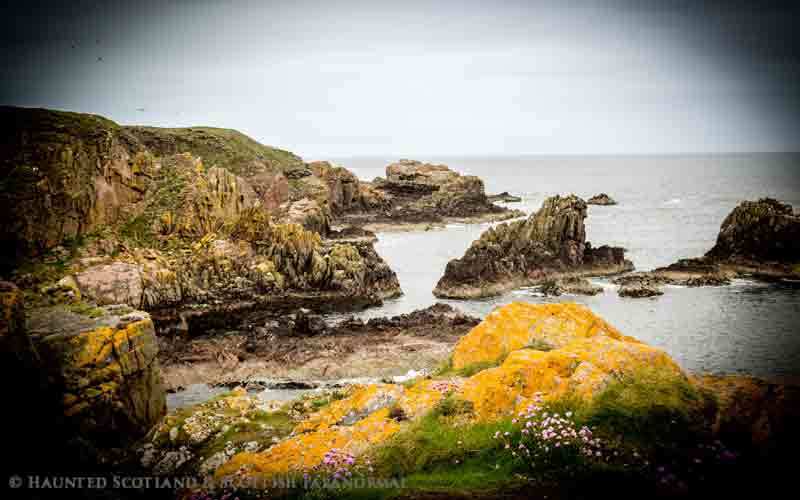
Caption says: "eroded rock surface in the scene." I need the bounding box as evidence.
[434,194,633,298]
[586,193,617,206]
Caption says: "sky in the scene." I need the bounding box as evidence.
[1,0,799,158]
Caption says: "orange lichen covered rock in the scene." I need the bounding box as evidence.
[294,384,404,433]
[451,302,636,370]
[398,379,453,419]
[458,328,683,420]
[216,408,400,478]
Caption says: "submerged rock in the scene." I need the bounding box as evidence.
[586,193,618,206]
[433,194,633,298]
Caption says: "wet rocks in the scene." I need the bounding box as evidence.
[586,193,618,206]
[540,277,603,296]
[434,194,633,298]
[618,281,664,298]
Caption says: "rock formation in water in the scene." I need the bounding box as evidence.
[0,107,401,335]
[586,193,617,206]
[617,198,800,289]
[340,159,524,228]
[433,194,633,298]
[487,191,522,203]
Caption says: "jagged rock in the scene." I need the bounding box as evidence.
[281,197,331,235]
[487,191,522,203]
[433,194,633,298]
[707,198,800,263]
[586,193,617,206]
[625,198,800,287]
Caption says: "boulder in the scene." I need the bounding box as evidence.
[540,277,603,296]
[74,261,144,307]
[586,193,617,206]
[434,194,633,298]
[25,305,167,446]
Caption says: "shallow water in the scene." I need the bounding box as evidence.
[334,153,800,381]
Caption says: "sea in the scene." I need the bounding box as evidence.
[333,153,800,382]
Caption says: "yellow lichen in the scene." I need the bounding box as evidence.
[216,407,400,478]
[451,302,636,370]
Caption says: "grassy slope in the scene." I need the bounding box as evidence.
[123,125,304,177]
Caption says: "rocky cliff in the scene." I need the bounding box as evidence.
[1,107,402,332]
[434,194,633,298]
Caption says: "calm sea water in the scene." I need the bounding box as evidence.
[332,154,800,381]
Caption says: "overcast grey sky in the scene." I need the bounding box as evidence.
[1,0,799,157]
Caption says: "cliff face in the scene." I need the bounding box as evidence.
[1,107,401,330]
[434,194,632,298]
[0,107,151,267]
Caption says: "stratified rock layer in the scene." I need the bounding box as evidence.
[434,194,633,298]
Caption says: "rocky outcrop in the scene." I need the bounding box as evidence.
[433,194,633,298]
[2,108,402,328]
[586,193,617,206]
[341,159,523,229]
[622,198,800,287]
[487,191,522,203]
[1,281,166,463]
[618,281,664,298]
[540,277,603,296]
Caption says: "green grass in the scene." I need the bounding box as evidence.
[432,355,507,378]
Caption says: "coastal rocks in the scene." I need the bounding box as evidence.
[158,304,479,389]
[1,289,166,456]
[209,303,697,483]
[625,198,800,287]
[25,306,167,445]
[385,159,460,185]
[74,261,144,307]
[433,194,633,298]
[487,191,522,203]
[0,107,152,270]
[618,281,665,298]
[140,387,293,478]
[540,277,603,296]
[708,198,799,262]
[586,193,617,206]
[342,159,522,229]
[450,302,636,370]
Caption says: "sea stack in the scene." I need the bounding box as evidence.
[433,194,633,298]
